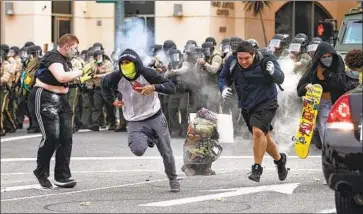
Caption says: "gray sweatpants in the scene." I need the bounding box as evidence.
[316,99,332,143]
[127,113,177,181]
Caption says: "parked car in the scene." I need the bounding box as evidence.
[322,84,363,214]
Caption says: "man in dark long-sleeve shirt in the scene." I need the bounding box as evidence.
[219,41,289,183]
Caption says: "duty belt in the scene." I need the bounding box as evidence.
[68,83,79,88]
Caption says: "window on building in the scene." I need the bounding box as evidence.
[125,1,154,15]
[52,1,72,15]
[275,1,332,40]
[51,1,72,44]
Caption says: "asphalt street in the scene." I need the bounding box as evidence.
[1,128,337,213]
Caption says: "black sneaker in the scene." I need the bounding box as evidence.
[54,178,77,188]
[274,153,289,181]
[88,125,99,132]
[33,170,53,189]
[108,124,116,131]
[248,164,263,182]
[169,179,180,192]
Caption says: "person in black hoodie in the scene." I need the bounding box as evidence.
[101,49,180,192]
[219,41,289,183]
[297,41,346,146]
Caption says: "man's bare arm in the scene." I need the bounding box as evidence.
[49,63,82,83]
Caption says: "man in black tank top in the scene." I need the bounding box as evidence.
[28,34,93,189]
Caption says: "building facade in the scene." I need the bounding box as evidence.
[0,1,359,54]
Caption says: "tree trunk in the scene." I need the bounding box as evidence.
[259,11,268,47]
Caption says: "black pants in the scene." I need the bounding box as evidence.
[168,93,188,135]
[92,87,115,127]
[241,99,278,135]
[28,87,73,180]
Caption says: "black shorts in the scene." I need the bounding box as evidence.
[241,99,278,135]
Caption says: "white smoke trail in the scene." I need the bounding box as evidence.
[273,58,304,152]
[115,17,154,65]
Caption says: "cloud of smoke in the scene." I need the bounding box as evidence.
[272,58,304,152]
[115,17,154,65]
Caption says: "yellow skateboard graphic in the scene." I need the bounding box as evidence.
[293,84,323,159]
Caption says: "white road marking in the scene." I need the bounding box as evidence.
[1,170,160,175]
[0,178,169,202]
[0,170,238,201]
[0,129,108,142]
[318,208,336,213]
[1,184,43,192]
[139,183,300,207]
[1,155,321,162]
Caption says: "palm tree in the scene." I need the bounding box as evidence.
[243,1,273,47]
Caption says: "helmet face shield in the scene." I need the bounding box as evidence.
[93,46,101,51]
[96,54,103,63]
[288,43,301,53]
[203,47,211,57]
[20,50,28,58]
[231,42,240,51]
[268,39,282,48]
[170,52,181,64]
[307,44,318,53]
[185,43,196,52]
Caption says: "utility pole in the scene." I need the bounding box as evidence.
[114,0,125,51]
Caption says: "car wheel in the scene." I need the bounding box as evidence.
[335,191,363,214]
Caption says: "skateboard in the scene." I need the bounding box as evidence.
[293,84,323,159]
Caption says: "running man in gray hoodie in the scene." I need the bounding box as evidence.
[101,49,180,192]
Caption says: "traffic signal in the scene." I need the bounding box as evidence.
[317,20,334,41]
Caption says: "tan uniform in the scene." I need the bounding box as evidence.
[0,60,17,135]
[198,51,223,113]
[68,57,86,130]
[4,57,17,87]
[92,60,113,87]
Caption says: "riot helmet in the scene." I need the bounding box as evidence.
[94,50,105,64]
[269,34,289,53]
[0,44,10,55]
[168,48,182,66]
[24,41,35,48]
[205,37,217,46]
[8,46,20,57]
[150,44,163,56]
[184,40,197,52]
[201,42,214,58]
[0,50,5,65]
[307,37,323,57]
[163,40,176,55]
[247,39,259,50]
[230,37,242,52]
[87,50,95,62]
[295,33,309,43]
[20,47,29,60]
[92,42,104,51]
[220,38,231,54]
[288,38,307,55]
[28,45,42,58]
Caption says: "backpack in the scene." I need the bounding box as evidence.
[21,57,44,92]
[228,51,284,91]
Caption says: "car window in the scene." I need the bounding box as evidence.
[342,20,363,44]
